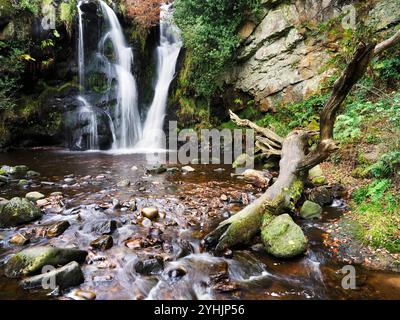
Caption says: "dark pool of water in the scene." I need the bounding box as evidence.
[1,149,400,300]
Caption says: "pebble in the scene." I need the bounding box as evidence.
[182,166,195,173]
[141,207,159,220]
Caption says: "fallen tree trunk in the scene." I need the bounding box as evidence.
[205,130,308,251]
[205,31,400,252]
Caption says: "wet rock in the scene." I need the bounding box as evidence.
[261,214,307,258]
[5,246,88,278]
[167,167,179,173]
[182,166,195,173]
[41,181,55,186]
[125,238,144,250]
[9,233,30,246]
[63,178,76,185]
[141,217,152,228]
[168,266,187,279]
[46,221,71,238]
[17,179,29,187]
[90,235,113,250]
[241,169,271,188]
[0,175,10,185]
[0,197,42,228]
[26,171,40,179]
[209,261,229,283]
[141,207,159,220]
[96,175,106,180]
[25,192,45,202]
[117,179,130,187]
[300,201,322,219]
[91,220,117,235]
[70,289,96,300]
[19,261,84,290]
[175,239,195,259]
[146,164,167,174]
[306,186,334,206]
[134,257,164,275]
[308,165,326,186]
[36,199,49,207]
[0,198,9,213]
[220,194,228,201]
[10,165,29,175]
[232,153,253,169]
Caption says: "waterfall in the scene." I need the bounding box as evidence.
[135,3,182,150]
[99,0,142,149]
[77,1,85,89]
[76,96,99,150]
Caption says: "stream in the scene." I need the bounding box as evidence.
[1,150,400,300]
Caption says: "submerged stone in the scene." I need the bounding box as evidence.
[90,235,113,250]
[261,214,307,258]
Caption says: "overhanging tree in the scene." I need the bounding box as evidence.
[205,30,400,252]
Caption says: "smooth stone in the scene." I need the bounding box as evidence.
[182,166,195,173]
[300,200,323,219]
[141,217,152,228]
[131,166,138,171]
[141,207,159,220]
[71,289,96,300]
[25,192,45,202]
[18,179,29,187]
[9,233,30,246]
[36,199,49,207]
[46,220,71,238]
[5,246,88,278]
[19,261,84,290]
[10,165,29,174]
[0,197,42,228]
[90,235,113,250]
[308,165,326,186]
[64,178,76,185]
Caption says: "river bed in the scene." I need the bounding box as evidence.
[1,149,400,300]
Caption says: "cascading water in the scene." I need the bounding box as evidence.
[135,3,182,150]
[98,0,142,149]
[77,1,85,88]
[75,96,99,150]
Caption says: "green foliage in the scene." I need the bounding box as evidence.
[59,0,77,32]
[373,53,400,83]
[11,0,41,15]
[174,0,261,98]
[368,151,400,178]
[351,180,400,252]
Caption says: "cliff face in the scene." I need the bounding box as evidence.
[224,0,400,112]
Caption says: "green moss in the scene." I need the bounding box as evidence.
[59,0,77,33]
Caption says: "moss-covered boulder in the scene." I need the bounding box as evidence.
[308,165,326,186]
[0,197,42,228]
[261,214,307,258]
[300,200,322,219]
[5,246,88,278]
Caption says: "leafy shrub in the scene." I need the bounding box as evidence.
[368,151,400,178]
[174,0,261,98]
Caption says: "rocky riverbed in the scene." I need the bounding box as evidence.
[1,149,400,300]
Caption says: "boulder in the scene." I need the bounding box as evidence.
[19,261,84,290]
[308,165,326,186]
[25,192,45,202]
[0,197,42,228]
[4,246,88,278]
[300,201,322,219]
[261,214,307,258]
[90,235,113,250]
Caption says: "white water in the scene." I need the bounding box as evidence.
[77,1,85,89]
[99,0,142,149]
[135,3,182,150]
[76,96,99,150]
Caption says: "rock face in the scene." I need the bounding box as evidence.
[0,197,42,228]
[300,200,322,219]
[224,0,400,111]
[19,261,84,290]
[4,246,88,278]
[261,214,307,258]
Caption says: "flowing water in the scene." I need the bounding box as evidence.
[135,3,182,151]
[1,150,400,300]
[75,96,99,150]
